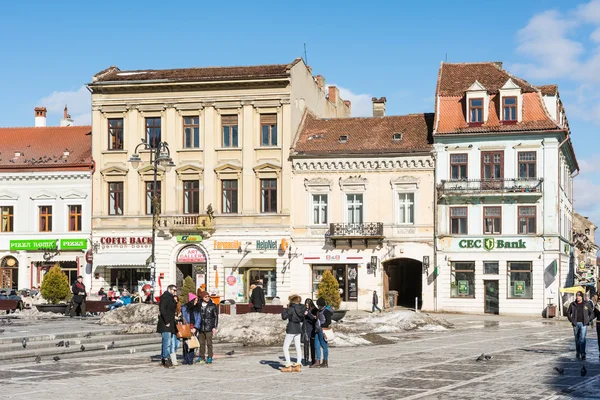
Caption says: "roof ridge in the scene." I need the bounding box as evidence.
[112,61,295,74]
[317,113,432,122]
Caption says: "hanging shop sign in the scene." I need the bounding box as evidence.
[176,235,203,243]
[303,254,364,264]
[177,246,207,263]
[214,240,242,250]
[458,238,526,251]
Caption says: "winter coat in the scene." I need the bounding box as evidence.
[316,306,333,332]
[181,303,202,329]
[282,303,305,335]
[157,291,177,334]
[594,301,600,320]
[568,300,594,326]
[373,292,378,305]
[199,300,218,332]
[303,308,317,338]
[71,282,86,304]
[0,294,7,300]
[250,285,266,308]
[120,295,132,306]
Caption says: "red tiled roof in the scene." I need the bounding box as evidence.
[0,126,92,171]
[537,84,558,96]
[293,111,433,155]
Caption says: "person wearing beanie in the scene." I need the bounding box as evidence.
[196,291,218,364]
[181,293,201,365]
[567,291,594,360]
[311,297,333,369]
[280,294,306,372]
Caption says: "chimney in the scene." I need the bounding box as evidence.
[34,107,47,127]
[60,105,74,127]
[372,97,387,117]
[328,86,339,104]
[316,75,325,89]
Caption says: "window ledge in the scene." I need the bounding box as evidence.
[215,147,242,151]
[101,150,128,155]
[255,146,282,150]
[176,148,204,152]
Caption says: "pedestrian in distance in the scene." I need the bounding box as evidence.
[311,297,333,369]
[249,280,266,313]
[108,289,132,310]
[170,294,182,366]
[181,293,201,365]
[97,287,108,301]
[567,290,594,360]
[592,294,600,358]
[70,276,87,317]
[302,298,317,366]
[281,294,306,372]
[196,291,218,364]
[372,290,382,313]
[157,284,177,368]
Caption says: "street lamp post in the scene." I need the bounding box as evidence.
[128,138,175,303]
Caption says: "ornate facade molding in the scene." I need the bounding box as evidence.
[292,156,434,172]
[304,177,333,191]
[390,175,420,189]
[339,175,368,191]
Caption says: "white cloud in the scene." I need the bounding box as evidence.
[38,86,91,125]
[574,155,600,227]
[335,85,373,117]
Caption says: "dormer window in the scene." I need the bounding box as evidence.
[469,98,483,123]
[392,133,402,141]
[503,97,517,121]
[339,135,348,143]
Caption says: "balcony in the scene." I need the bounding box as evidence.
[158,214,214,234]
[438,178,543,197]
[328,222,385,248]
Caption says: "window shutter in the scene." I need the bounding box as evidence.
[221,115,238,125]
[260,114,277,125]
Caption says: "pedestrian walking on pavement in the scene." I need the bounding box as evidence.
[157,284,177,368]
[281,294,306,372]
[302,298,317,366]
[311,297,333,369]
[249,280,266,313]
[181,293,201,365]
[196,291,218,364]
[372,290,382,313]
[70,276,87,317]
[567,291,594,360]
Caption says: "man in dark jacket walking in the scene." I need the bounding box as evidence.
[250,281,266,312]
[372,290,382,313]
[197,291,218,364]
[567,291,594,360]
[70,276,87,317]
[157,284,177,368]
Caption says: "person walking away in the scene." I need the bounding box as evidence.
[302,298,317,366]
[197,291,218,364]
[181,293,201,365]
[70,276,87,317]
[281,294,306,372]
[108,289,132,310]
[250,281,266,313]
[157,284,177,368]
[372,290,382,313]
[311,297,333,369]
[568,291,594,360]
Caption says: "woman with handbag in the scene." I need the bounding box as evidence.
[181,293,202,365]
[310,297,333,369]
[302,298,317,366]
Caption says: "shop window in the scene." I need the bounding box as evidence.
[312,265,358,302]
[483,206,501,235]
[0,206,14,232]
[68,205,82,232]
[248,269,277,299]
[145,181,162,215]
[451,262,475,298]
[507,262,532,298]
[346,194,363,224]
[450,207,467,234]
[109,268,151,293]
[108,118,124,150]
[108,182,124,215]
[183,116,200,148]
[312,266,332,294]
[183,180,200,214]
[312,194,328,225]
[483,261,499,275]
[39,206,52,232]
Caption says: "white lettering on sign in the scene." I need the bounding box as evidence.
[177,246,207,263]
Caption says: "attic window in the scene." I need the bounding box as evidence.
[63,151,70,158]
[14,152,21,157]
[392,133,403,141]
[502,97,517,121]
[339,135,348,143]
[469,98,483,123]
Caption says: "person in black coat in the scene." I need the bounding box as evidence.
[197,291,219,363]
[567,291,594,360]
[302,298,317,366]
[70,276,87,317]
[281,294,306,372]
[249,281,266,312]
[157,285,177,368]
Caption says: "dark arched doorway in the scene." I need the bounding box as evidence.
[0,256,19,290]
[176,245,208,292]
[384,258,422,309]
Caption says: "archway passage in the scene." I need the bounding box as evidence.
[385,258,422,309]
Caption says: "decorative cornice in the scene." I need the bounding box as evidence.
[60,190,88,200]
[0,173,90,181]
[390,176,420,189]
[293,157,434,172]
[304,177,333,191]
[30,190,57,201]
[339,175,368,191]
[0,190,19,200]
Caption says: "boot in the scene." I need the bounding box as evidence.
[163,358,174,368]
[292,363,302,372]
[309,360,321,369]
[170,353,178,366]
[281,365,293,372]
[321,360,328,368]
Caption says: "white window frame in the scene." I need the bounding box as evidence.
[397,192,415,225]
[344,193,364,224]
[391,180,419,227]
[311,193,329,226]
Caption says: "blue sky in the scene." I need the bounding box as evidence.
[1,0,599,227]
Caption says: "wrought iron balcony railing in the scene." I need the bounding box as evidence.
[329,222,384,238]
[438,178,543,195]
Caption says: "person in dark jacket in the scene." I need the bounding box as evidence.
[197,291,218,364]
[70,276,87,317]
[249,281,266,312]
[311,297,333,369]
[281,294,306,372]
[181,293,201,365]
[97,287,108,301]
[302,298,317,366]
[567,291,594,360]
[157,284,177,368]
[372,290,382,313]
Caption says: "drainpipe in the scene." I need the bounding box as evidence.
[556,132,574,315]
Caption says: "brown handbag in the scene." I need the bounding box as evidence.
[176,322,192,339]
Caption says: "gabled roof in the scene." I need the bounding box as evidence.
[0,126,92,171]
[292,111,433,156]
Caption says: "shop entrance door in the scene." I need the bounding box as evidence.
[0,268,16,289]
[484,280,499,314]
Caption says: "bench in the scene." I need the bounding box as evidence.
[219,303,283,315]
[85,300,115,313]
[0,300,21,314]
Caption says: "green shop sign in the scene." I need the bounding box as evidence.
[458,280,470,295]
[176,235,203,243]
[514,281,526,296]
[59,239,87,250]
[9,239,87,251]
[458,238,526,251]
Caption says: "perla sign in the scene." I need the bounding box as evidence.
[458,238,526,251]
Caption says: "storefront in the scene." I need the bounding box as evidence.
[175,243,208,292]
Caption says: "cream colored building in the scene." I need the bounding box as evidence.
[87,59,350,301]
[289,100,435,311]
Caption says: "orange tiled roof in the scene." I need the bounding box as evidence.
[537,84,558,96]
[0,126,92,171]
[293,111,433,156]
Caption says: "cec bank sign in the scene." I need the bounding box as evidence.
[458,238,526,251]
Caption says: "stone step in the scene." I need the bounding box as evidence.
[0,332,160,352]
[0,327,125,345]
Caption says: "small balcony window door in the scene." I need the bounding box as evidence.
[145,117,161,148]
[450,154,468,180]
[260,179,277,213]
[0,206,13,232]
[469,98,483,123]
[108,182,124,216]
[450,206,467,234]
[222,179,238,214]
[518,152,536,179]
[502,97,517,121]
[346,194,363,224]
[183,117,200,148]
[483,206,501,235]
[312,194,328,225]
[398,192,414,224]
[145,181,162,215]
[108,118,124,150]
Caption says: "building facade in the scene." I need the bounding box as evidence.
[0,108,93,290]
[289,101,435,311]
[88,59,350,300]
[433,62,579,315]
[572,212,598,291]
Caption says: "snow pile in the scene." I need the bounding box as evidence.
[121,322,156,334]
[100,303,159,326]
[332,332,372,347]
[216,313,287,346]
[13,307,64,320]
[335,310,452,335]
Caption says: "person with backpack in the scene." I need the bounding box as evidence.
[281,294,306,372]
[310,297,333,369]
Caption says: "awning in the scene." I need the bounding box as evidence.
[560,286,585,294]
[94,252,151,268]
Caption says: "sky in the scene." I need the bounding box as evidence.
[0,0,599,229]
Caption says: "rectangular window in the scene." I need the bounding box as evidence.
[469,98,483,123]
[481,151,504,180]
[450,154,468,180]
[222,115,239,148]
[508,262,532,298]
[346,194,363,224]
[0,206,14,232]
[502,96,517,121]
[450,207,468,234]
[518,152,536,179]
[183,116,200,148]
[183,180,200,214]
[484,261,499,275]
[312,194,328,225]
[451,262,475,298]
[518,206,536,234]
[222,180,238,214]
[145,117,161,148]
[483,206,501,235]
[398,193,415,224]
[108,182,124,216]
[39,206,52,232]
[260,179,277,213]
[68,205,82,232]
[260,114,278,147]
[145,181,162,215]
[108,118,124,150]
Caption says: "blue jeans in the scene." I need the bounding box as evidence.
[314,330,329,361]
[573,322,587,356]
[161,332,172,359]
[171,334,179,353]
[109,300,124,311]
[372,304,382,313]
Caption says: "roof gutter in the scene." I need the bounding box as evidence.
[87,76,290,88]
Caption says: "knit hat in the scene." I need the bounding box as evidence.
[188,293,197,301]
[199,291,210,299]
[317,297,326,308]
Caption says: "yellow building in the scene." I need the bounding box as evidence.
[87,59,350,302]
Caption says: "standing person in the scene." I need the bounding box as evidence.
[196,291,218,364]
[567,291,594,360]
[170,295,182,366]
[181,293,201,365]
[311,297,333,369]
[70,276,87,317]
[302,298,317,366]
[372,290,382,313]
[281,294,306,372]
[249,280,266,313]
[157,284,177,368]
